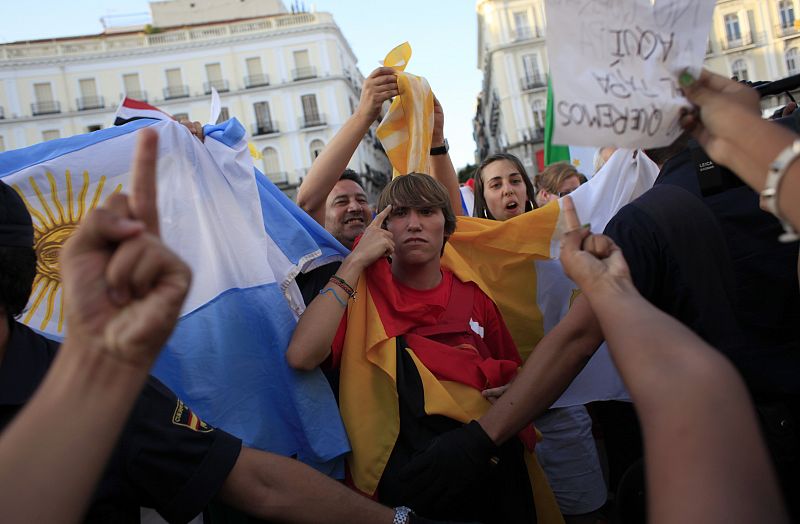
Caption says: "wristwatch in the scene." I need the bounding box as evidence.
[393,506,414,524]
[430,138,449,156]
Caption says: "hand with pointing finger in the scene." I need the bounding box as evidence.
[60,128,192,368]
[348,205,395,270]
[559,196,631,294]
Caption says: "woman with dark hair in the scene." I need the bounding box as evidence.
[467,152,607,523]
[472,153,537,220]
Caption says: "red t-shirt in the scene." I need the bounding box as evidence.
[329,269,521,371]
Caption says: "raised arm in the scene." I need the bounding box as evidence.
[681,69,799,232]
[286,206,395,370]
[297,68,398,225]
[429,96,463,217]
[559,196,788,524]
[0,129,191,523]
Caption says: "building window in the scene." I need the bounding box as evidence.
[309,139,325,161]
[87,124,103,132]
[293,50,316,80]
[521,54,543,89]
[245,57,269,87]
[204,63,228,93]
[532,99,545,131]
[42,129,61,141]
[164,68,189,99]
[513,10,532,40]
[253,101,275,134]
[724,13,741,42]
[123,73,146,101]
[261,147,286,184]
[788,48,799,75]
[780,0,795,29]
[0,136,5,152]
[731,59,749,81]
[78,78,104,110]
[301,94,325,127]
[32,82,60,115]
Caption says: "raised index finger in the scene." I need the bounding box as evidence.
[369,204,392,229]
[130,127,160,236]
[561,195,582,232]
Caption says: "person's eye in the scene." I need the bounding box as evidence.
[490,183,501,190]
[420,208,433,216]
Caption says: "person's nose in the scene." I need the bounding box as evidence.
[406,210,422,230]
[346,198,360,212]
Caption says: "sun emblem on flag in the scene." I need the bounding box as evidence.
[13,170,121,333]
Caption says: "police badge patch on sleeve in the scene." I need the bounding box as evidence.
[172,400,214,432]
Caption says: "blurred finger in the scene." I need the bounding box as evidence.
[562,195,581,231]
[106,236,150,306]
[371,66,397,77]
[370,204,392,229]
[130,128,160,236]
[103,192,133,219]
[129,240,171,299]
[373,74,398,86]
[583,234,617,259]
[65,208,144,257]
[560,225,590,255]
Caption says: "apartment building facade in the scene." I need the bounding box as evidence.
[0,0,391,199]
[473,0,800,167]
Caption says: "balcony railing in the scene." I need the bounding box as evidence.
[124,90,148,102]
[299,113,327,128]
[514,26,536,41]
[31,100,61,115]
[719,32,761,51]
[163,85,190,99]
[0,13,331,61]
[292,66,317,81]
[204,79,230,94]
[520,75,546,91]
[776,23,800,37]
[77,95,105,111]
[244,74,270,88]
[265,171,289,185]
[252,120,279,136]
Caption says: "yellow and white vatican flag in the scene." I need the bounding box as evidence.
[444,149,658,375]
[376,42,435,176]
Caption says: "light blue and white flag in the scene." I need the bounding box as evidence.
[0,118,350,475]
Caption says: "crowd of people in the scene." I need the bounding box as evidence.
[0,64,798,524]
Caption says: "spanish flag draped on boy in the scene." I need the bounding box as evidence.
[340,43,564,523]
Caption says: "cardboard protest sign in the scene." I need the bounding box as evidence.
[545,0,714,149]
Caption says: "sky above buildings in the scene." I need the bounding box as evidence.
[0,1,483,169]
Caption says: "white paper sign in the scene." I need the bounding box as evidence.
[545,0,715,149]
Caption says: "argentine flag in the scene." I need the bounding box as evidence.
[0,118,350,475]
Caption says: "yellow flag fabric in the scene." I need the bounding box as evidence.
[443,204,564,360]
[376,42,434,177]
[339,271,563,523]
